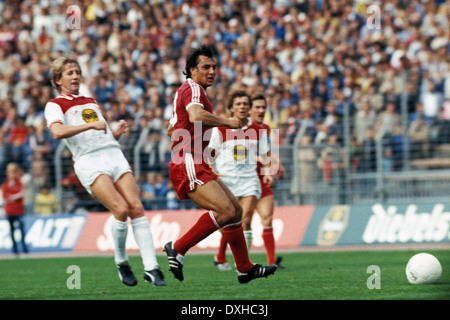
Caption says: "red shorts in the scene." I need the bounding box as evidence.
[169,154,218,200]
[259,175,274,199]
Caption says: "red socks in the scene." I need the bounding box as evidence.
[222,222,254,273]
[174,211,219,256]
[217,226,277,266]
[173,212,254,273]
[262,227,276,265]
[215,233,228,263]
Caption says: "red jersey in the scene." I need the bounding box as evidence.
[1,178,25,216]
[169,79,213,162]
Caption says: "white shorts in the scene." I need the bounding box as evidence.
[220,174,261,199]
[74,147,132,195]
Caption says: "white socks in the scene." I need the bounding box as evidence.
[131,216,159,271]
[243,230,253,250]
[111,216,159,271]
[111,218,129,266]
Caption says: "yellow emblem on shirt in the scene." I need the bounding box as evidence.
[82,109,99,123]
[233,144,248,161]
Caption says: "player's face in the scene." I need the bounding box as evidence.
[56,62,82,95]
[6,167,19,180]
[230,96,251,120]
[249,98,267,124]
[191,55,217,89]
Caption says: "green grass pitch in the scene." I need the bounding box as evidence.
[0,249,448,301]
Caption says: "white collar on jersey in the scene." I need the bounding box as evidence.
[187,78,207,95]
[58,93,83,100]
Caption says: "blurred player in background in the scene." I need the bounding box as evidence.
[249,92,285,268]
[1,162,29,255]
[209,90,273,271]
[165,45,277,284]
[44,57,165,287]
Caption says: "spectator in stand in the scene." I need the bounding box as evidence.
[30,150,50,191]
[141,171,157,210]
[375,102,401,138]
[360,128,377,173]
[24,104,45,129]
[317,135,346,185]
[421,81,444,125]
[92,76,115,104]
[125,76,145,103]
[165,180,179,210]
[410,102,425,123]
[28,122,53,160]
[431,108,450,156]
[409,115,431,159]
[298,135,317,194]
[354,102,376,142]
[5,114,28,168]
[118,117,142,165]
[34,184,59,215]
[1,162,28,255]
[390,124,407,172]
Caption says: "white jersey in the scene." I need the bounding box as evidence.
[208,120,269,178]
[44,93,120,161]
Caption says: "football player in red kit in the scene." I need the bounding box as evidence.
[165,45,277,284]
[249,93,285,268]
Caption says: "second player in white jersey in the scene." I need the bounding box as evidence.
[209,120,270,179]
[209,120,269,198]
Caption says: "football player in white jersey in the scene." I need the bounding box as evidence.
[45,57,165,287]
[209,90,273,270]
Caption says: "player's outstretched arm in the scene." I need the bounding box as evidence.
[188,104,242,129]
[49,121,107,140]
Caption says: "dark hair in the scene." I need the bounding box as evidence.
[183,45,215,79]
[250,92,267,107]
[227,90,251,110]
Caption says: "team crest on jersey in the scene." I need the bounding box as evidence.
[233,144,248,161]
[82,109,99,123]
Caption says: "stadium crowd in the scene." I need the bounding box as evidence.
[0,0,449,213]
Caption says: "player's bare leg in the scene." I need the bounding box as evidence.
[256,194,283,268]
[255,194,274,229]
[91,173,165,286]
[188,178,242,226]
[240,195,258,250]
[91,173,138,222]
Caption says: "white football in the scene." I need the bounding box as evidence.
[406,253,442,284]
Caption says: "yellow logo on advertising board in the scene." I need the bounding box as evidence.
[317,205,350,246]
